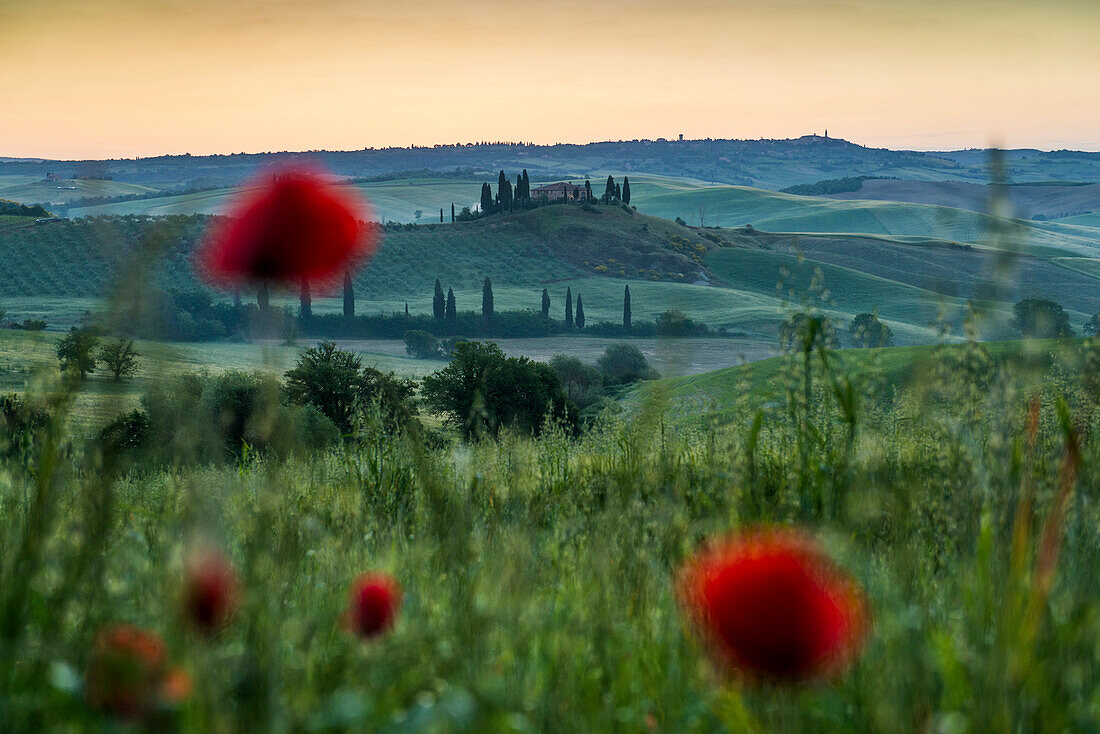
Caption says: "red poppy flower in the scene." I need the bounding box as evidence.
[199,167,377,287]
[677,528,867,682]
[84,625,191,719]
[182,546,240,635]
[344,573,401,639]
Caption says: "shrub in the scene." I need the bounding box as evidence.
[849,313,893,348]
[422,341,576,438]
[404,330,443,359]
[549,355,606,410]
[596,344,657,385]
[1012,298,1074,339]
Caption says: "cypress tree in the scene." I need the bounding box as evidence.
[622,177,631,204]
[482,277,494,319]
[446,288,456,320]
[615,182,622,200]
[299,279,311,320]
[233,287,242,309]
[433,279,445,319]
[497,171,513,210]
[541,288,550,318]
[405,302,409,316]
[451,202,455,222]
[585,179,593,201]
[604,175,616,203]
[521,169,530,201]
[343,272,355,317]
[565,287,573,327]
[480,182,493,215]
[516,174,523,203]
[623,284,631,330]
[257,283,270,311]
[575,295,585,330]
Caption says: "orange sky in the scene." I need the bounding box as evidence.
[2,0,1098,159]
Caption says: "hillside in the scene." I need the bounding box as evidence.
[4,205,1100,347]
[4,136,1099,195]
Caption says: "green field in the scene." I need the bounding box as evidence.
[0,176,157,206]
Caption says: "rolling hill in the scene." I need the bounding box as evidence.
[2,205,1099,347]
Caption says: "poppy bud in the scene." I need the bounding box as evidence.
[345,573,401,639]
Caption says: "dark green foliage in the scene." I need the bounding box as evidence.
[575,295,585,330]
[56,329,99,379]
[603,175,616,203]
[779,312,840,352]
[482,277,494,319]
[585,179,593,201]
[0,393,50,457]
[1085,313,1100,336]
[1012,298,1074,338]
[654,309,711,337]
[596,344,657,385]
[446,288,457,320]
[782,176,876,196]
[433,279,445,320]
[623,284,632,330]
[541,289,551,318]
[849,312,893,347]
[521,169,531,201]
[497,171,513,211]
[451,203,455,222]
[549,355,605,410]
[343,272,355,318]
[299,279,312,320]
[565,287,573,328]
[622,177,631,204]
[480,182,494,215]
[96,409,151,462]
[404,330,443,359]
[0,199,51,218]
[258,283,270,311]
[283,341,413,435]
[422,340,575,438]
[97,337,139,382]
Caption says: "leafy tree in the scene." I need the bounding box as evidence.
[549,355,605,410]
[541,289,551,318]
[849,313,893,348]
[300,279,312,320]
[57,330,100,379]
[597,344,655,385]
[343,272,355,318]
[656,309,695,336]
[779,313,839,353]
[623,284,632,330]
[622,177,631,204]
[575,295,585,330]
[283,341,367,434]
[422,341,574,438]
[1012,298,1074,338]
[98,338,140,382]
[405,330,442,359]
[446,288,457,320]
[433,279,445,319]
[1085,313,1100,336]
[482,277,494,319]
[565,288,574,328]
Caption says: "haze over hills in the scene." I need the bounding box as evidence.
[4,136,1100,194]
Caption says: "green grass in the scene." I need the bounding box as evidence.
[0,175,158,206]
[5,327,1100,730]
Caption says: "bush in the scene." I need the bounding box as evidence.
[422,341,576,438]
[549,355,606,410]
[404,330,443,359]
[1012,298,1074,339]
[1083,313,1100,337]
[779,312,840,353]
[0,393,50,458]
[596,344,657,385]
[849,313,893,348]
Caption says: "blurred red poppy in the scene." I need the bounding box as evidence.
[677,528,867,682]
[344,573,401,639]
[84,625,190,719]
[199,167,377,287]
[182,546,240,635]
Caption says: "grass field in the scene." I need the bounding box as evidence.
[0,176,158,207]
[6,326,1100,730]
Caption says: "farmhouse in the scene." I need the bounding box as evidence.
[531,181,589,202]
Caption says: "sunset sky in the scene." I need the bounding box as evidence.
[3,0,1098,159]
